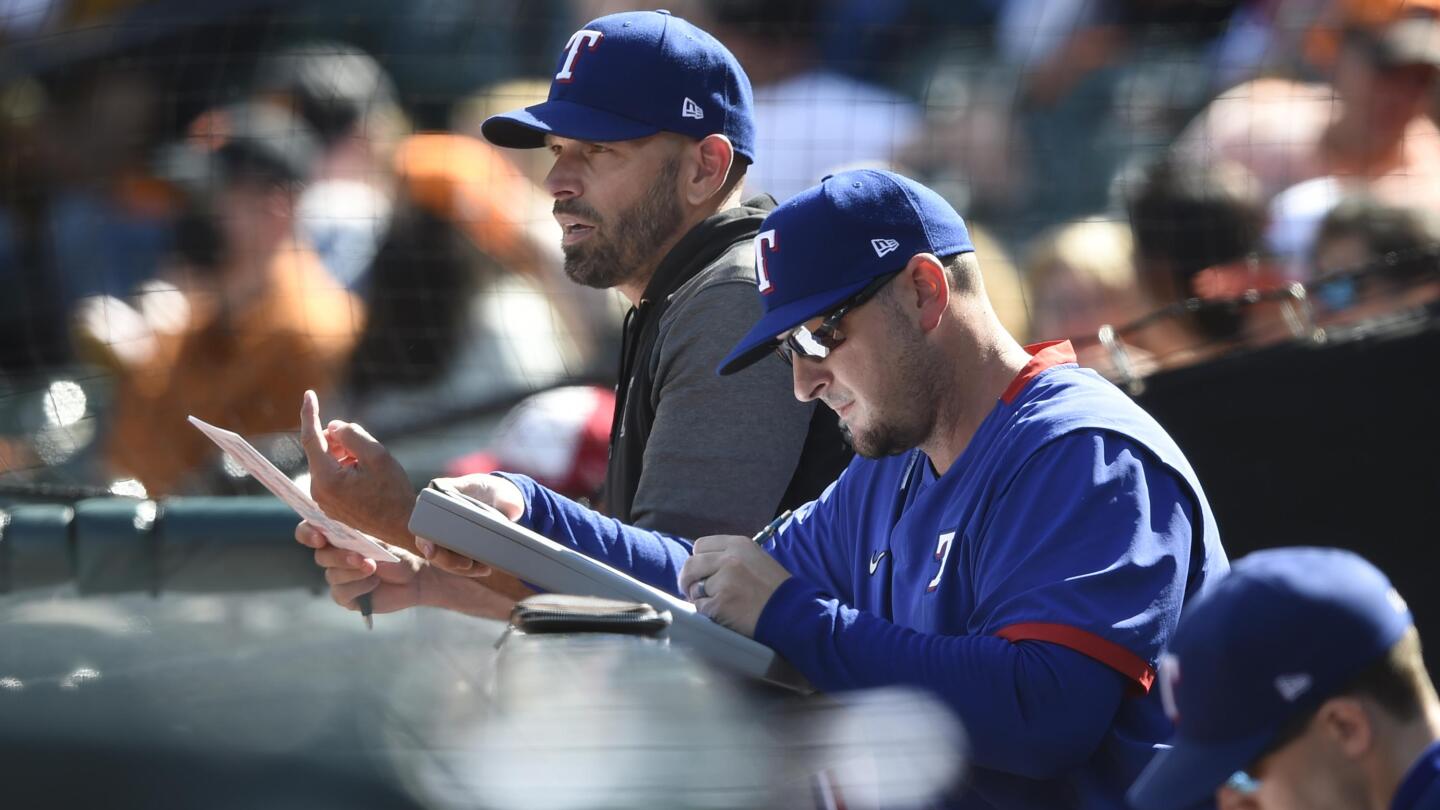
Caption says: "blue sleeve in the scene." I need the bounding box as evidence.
[495,473,695,597]
[969,430,1196,692]
[752,432,1197,779]
[755,579,1127,779]
[762,459,867,606]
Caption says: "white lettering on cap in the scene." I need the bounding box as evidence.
[556,30,603,83]
[755,229,778,294]
[871,238,900,258]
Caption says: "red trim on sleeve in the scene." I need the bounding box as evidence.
[996,621,1157,695]
[1000,340,1078,404]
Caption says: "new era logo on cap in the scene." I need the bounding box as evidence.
[871,238,900,258]
[1274,673,1313,702]
[682,97,704,120]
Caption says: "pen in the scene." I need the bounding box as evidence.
[752,510,793,545]
[358,592,374,630]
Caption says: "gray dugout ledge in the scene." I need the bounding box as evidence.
[0,497,323,595]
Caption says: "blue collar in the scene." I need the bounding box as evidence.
[1392,739,1440,810]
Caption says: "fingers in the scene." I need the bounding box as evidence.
[434,474,526,522]
[323,426,355,465]
[325,562,376,586]
[678,549,725,596]
[325,421,387,465]
[300,390,339,475]
[691,534,748,555]
[415,537,492,578]
[314,545,375,572]
[295,521,329,549]
[686,572,719,602]
[331,576,379,611]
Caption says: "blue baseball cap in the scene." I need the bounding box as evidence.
[716,169,974,376]
[1128,547,1414,810]
[481,10,755,162]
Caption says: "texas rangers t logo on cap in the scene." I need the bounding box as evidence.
[755,229,778,295]
[556,29,603,83]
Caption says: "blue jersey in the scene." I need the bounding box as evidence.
[502,342,1228,810]
[1393,740,1440,810]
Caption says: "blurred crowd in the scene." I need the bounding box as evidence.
[0,0,1437,496]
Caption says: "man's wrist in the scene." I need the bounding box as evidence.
[416,565,519,620]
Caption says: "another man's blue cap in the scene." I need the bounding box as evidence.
[716,169,974,376]
[481,10,755,162]
[1128,547,1414,810]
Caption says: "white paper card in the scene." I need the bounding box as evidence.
[187,415,400,563]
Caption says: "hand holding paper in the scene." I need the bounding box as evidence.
[187,414,398,564]
[298,391,429,554]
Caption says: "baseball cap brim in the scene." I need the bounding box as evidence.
[716,276,876,376]
[1127,731,1274,810]
[481,99,662,149]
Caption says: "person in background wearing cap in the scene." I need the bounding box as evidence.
[306,168,1227,807]
[89,103,363,495]
[1129,547,1440,810]
[299,9,849,587]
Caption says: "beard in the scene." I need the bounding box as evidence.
[837,300,936,459]
[841,413,927,459]
[555,157,685,290]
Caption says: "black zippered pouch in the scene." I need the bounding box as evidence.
[509,593,672,637]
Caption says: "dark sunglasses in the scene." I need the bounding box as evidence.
[774,271,900,365]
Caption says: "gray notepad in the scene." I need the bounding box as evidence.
[408,485,807,692]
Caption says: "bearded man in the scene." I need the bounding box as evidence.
[301,11,849,594]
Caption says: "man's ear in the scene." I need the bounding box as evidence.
[682,134,735,206]
[899,252,950,333]
[1316,697,1375,760]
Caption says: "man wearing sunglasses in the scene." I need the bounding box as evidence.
[671,168,1228,806]
[1129,547,1440,810]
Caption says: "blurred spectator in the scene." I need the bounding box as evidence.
[256,44,596,402]
[1265,174,1346,280]
[1024,217,1154,376]
[453,78,559,188]
[1205,0,1334,93]
[1309,195,1440,322]
[252,41,408,291]
[88,104,363,495]
[704,0,923,202]
[0,65,173,373]
[999,0,1240,231]
[1175,0,1440,213]
[1124,156,1279,369]
[345,132,591,398]
[445,385,615,504]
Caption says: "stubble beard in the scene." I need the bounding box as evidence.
[558,157,685,290]
[838,301,936,459]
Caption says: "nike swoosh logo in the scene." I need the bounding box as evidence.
[869,550,890,575]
